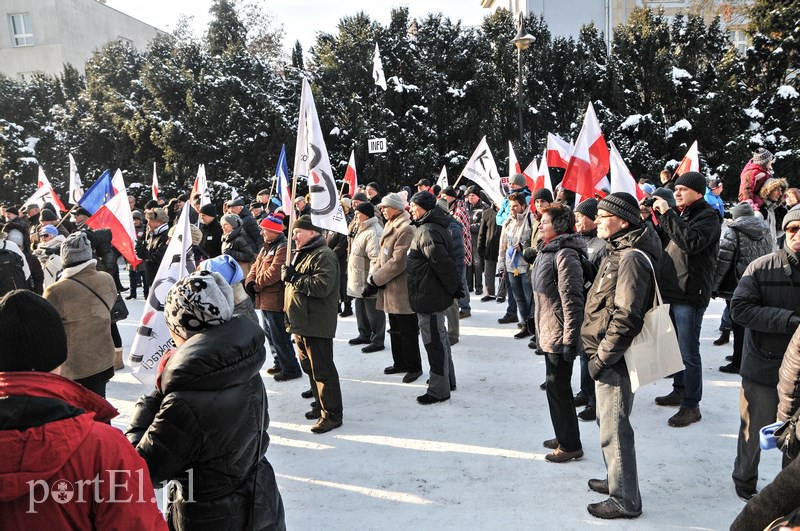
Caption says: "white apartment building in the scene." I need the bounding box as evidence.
[0,0,164,79]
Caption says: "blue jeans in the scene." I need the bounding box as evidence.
[458,269,471,312]
[508,271,532,322]
[595,366,641,515]
[504,273,517,315]
[262,310,301,377]
[669,303,707,409]
[579,351,595,405]
[720,301,732,331]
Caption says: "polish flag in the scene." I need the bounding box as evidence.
[594,176,610,199]
[537,149,553,193]
[152,162,159,200]
[521,157,538,191]
[609,142,645,201]
[86,177,140,267]
[37,167,67,212]
[111,168,125,195]
[560,102,609,197]
[546,133,573,169]
[343,150,358,195]
[508,141,522,175]
[674,140,699,177]
[191,164,211,206]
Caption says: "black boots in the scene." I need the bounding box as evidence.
[713,329,730,346]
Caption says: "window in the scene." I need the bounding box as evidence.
[9,14,33,46]
[728,29,747,55]
[118,36,133,47]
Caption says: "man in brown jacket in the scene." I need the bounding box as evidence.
[369,193,422,383]
[246,212,301,381]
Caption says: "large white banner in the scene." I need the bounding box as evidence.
[460,136,503,207]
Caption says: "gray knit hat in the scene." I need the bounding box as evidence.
[652,187,676,208]
[782,205,800,231]
[221,213,242,229]
[164,270,234,340]
[509,174,527,188]
[377,192,406,211]
[674,171,706,195]
[574,198,598,220]
[598,192,641,225]
[752,147,773,167]
[61,231,93,267]
[731,201,754,220]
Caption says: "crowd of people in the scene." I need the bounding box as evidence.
[2,146,800,528]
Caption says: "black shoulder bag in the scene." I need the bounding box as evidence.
[68,277,129,323]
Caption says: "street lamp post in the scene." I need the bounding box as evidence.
[511,13,534,150]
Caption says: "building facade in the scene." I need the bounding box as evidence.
[0,0,164,79]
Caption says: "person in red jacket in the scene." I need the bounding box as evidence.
[0,289,166,530]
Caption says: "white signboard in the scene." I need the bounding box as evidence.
[368,137,387,153]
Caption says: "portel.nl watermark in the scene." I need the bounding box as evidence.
[26,469,195,514]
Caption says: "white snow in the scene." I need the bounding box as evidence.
[330,126,341,136]
[671,67,692,83]
[666,119,692,137]
[777,85,799,99]
[620,113,651,130]
[107,289,775,529]
[744,107,764,119]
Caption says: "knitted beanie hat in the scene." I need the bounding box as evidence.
[533,188,553,203]
[355,201,375,218]
[164,270,234,340]
[509,174,527,188]
[574,198,598,220]
[199,203,216,217]
[40,225,59,238]
[377,192,406,211]
[410,191,437,211]
[674,171,706,195]
[221,213,242,229]
[198,255,244,285]
[61,231,93,267]
[752,147,773,167]
[652,187,676,208]
[0,290,67,372]
[598,192,641,225]
[259,212,285,233]
[292,214,321,232]
[782,205,800,231]
[731,201,754,220]
[40,209,58,222]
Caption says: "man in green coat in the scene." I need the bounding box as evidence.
[282,215,343,434]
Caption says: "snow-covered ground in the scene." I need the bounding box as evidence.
[108,290,779,530]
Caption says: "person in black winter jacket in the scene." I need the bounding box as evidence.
[221,214,257,278]
[407,192,461,405]
[229,198,264,249]
[126,271,286,530]
[651,171,721,427]
[136,208,170,294]
[199,204,223,259]
[477,201,501,300]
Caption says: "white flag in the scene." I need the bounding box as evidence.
[459,136,503,207]
[68,154,84,204]
[293,77,349,234]
[372,43,387,91]
[231,187,240,201]
[129,202,193,388]
[437,166,448,188]
[191,164,211,206]
[609,141,644,201]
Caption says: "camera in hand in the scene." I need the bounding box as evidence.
[642,196,657,208]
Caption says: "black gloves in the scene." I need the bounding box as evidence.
[281,265,300,284]
[562,346,577,363]
[453,286,466,300]
[522,246,537,264]
[588,356,606,380]
[361,283,378,298]
[245,281,257,298]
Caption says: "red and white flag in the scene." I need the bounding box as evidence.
[508,141,522,175]
[23,167,67,214]
[609,142,645,201]
[152,162,159,200]
[110,168,126,196]
[68,154,84,204]
[294,77,348,234]
[674,140,699,177]
[546,133,573,169]
[437,165,448,188]
[85,175,140,268]
[129,202,193,388]
[191,164,211,206]
[521,158,538,191]
[536,149,553,193]
[343,150,358,195]
[561,102,609,197]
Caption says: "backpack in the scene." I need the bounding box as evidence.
[552,248,597,294]
[0,242,28,296]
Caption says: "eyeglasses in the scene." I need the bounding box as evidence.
[595,214,616,220]
[786,225,800,235]
[40,234,53,239]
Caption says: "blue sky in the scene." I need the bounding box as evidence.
[105,0,491,53]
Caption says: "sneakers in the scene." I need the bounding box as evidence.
[459,310,471,319]
[311,417,342,434]
[713,330,731,346]
[266,365,281,375]
[735,485,757,502]
[587,499,641,519]
[655,389,682,407]
[719,363,740,374]
[402,371,423,383]
[543,438,559,450]
[348,337,370,345]
[384,365,404,375]
[497,314,517,324]
[545,447,584,463]
[274,372,302,382]
[480,295,495,302]
[573,393,590,408]
[361,344,385,353]
[578,404,596,422]
[668,407,702,427]
[417,393,449,405]
[588,478,609,494]
[301,389,314,399]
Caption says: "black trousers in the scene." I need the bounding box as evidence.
[296,335,343,421]
[388,313,422,372]
[545,353,582,452]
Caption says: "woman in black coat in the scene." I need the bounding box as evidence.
[126,271,285,530]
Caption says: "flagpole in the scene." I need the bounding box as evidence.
[268,174,276,199]
[286,166,300,265]
[53,204,80,229]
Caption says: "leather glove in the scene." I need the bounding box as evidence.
[245,281,257,298]
[361,282,378,298]
[453,286,466,300]
[588,356,606,380]
[562,346,577,363]
[522,246,537,263]
[281,265,300,284]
